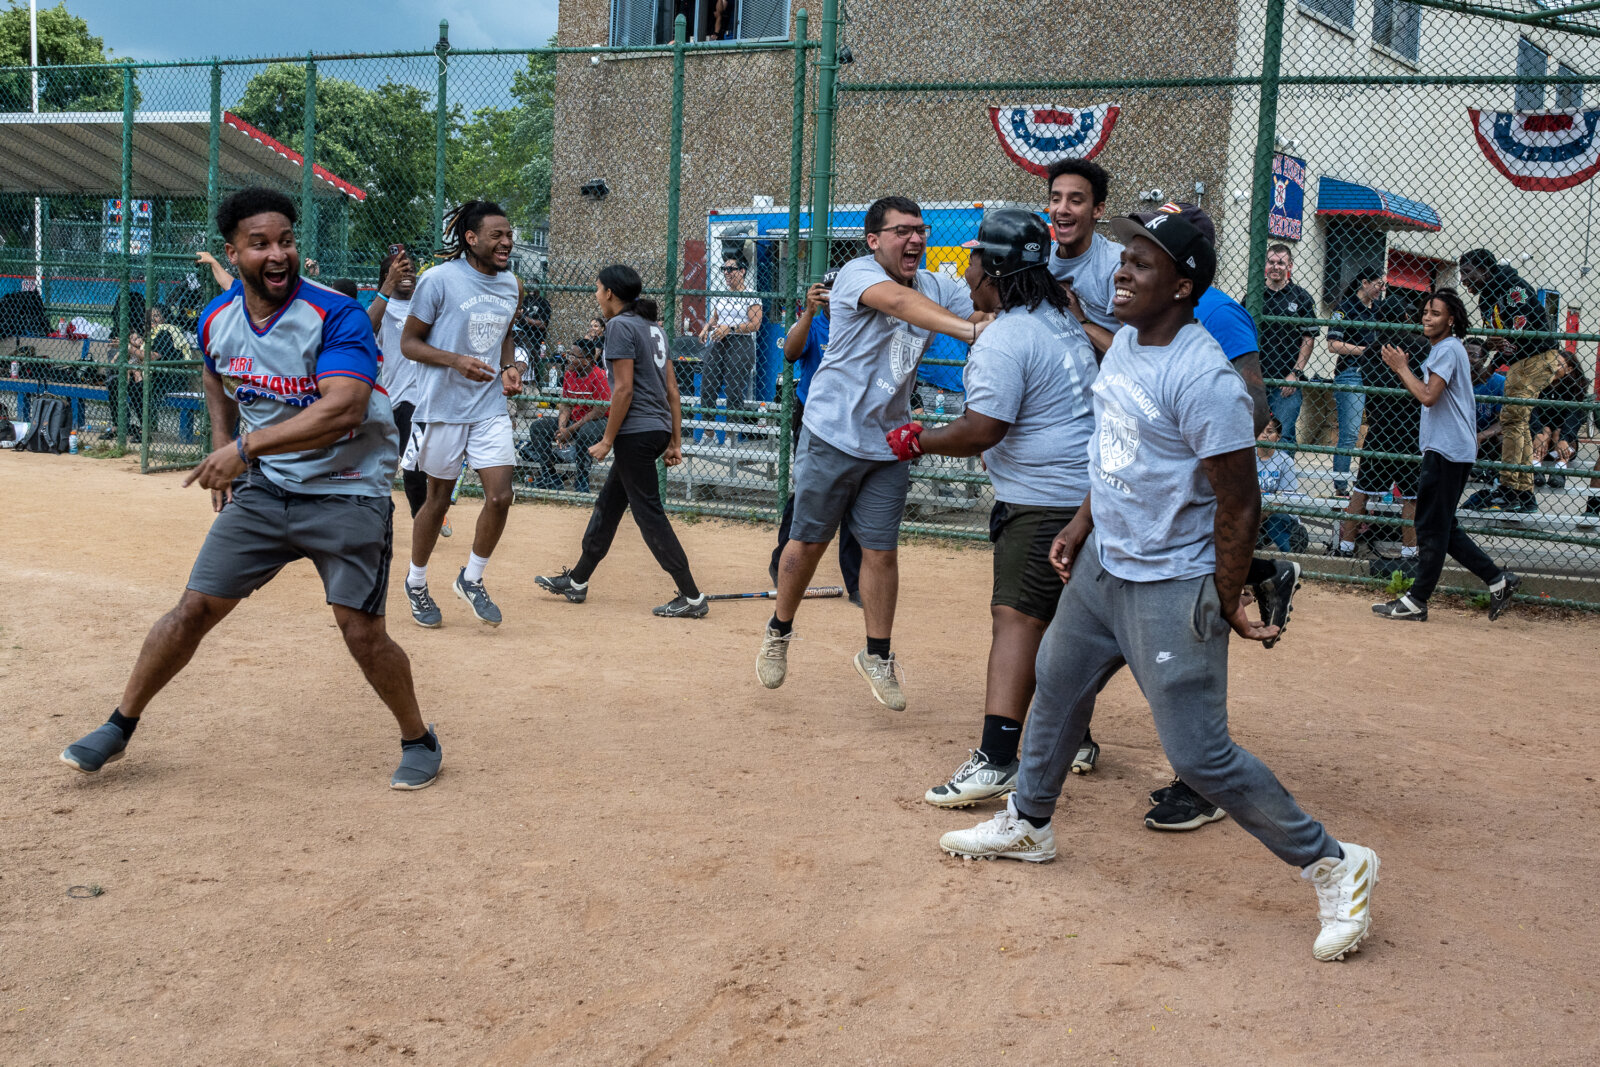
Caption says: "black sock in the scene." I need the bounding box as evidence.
[1016,808,1051,829]
[570,554,599,584]
[108,709,138,740]
[769,614,793,636]
[866,636,891,659]
[402,729,438,751]
[674,573,702,600]
[979,714,1022,765]
[1246,556,1276,585]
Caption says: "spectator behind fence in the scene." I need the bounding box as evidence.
[1260,243,1318,444]
[1256,416,1308,553]
[1531,351,1589,488]
[1459,248,1560,513]
[516,285,552,355]
[699,253,763,416]
[1468,338,1505,480]
[523,338,612,493]
[145,304,199,398]
[1325,268,1385,496]
[1330,288,1427,564]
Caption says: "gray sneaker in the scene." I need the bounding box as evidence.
[60,722,129,773]
[390,724,442,790]
[453,568,502,626]
[756,626,795,689]
[853,648,906,710]
[407,582,442,628]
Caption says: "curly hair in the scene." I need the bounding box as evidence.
[438,200,508,262]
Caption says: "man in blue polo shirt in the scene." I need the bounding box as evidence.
[769,269,861,602]
[59,188,440,792]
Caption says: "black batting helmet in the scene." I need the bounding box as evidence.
[961,208,1051,279]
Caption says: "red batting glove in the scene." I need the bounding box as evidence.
[886,421,925,462]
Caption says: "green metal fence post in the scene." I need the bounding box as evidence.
[140,200,157,470]
[433,21,450,252]
[117,62,134,451]
[1243,0,1286,321]
[207,62,222,262]
[662,15,688,503]
[806,0,840,289]
[777,8,810,518]
[301,55,319,269]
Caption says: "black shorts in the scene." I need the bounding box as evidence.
[990,502,1077,622]
[187,474,395,614]
[1353,452,1418,500]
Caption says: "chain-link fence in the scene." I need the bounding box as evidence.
[4,1,1600,606]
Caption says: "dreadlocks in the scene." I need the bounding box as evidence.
[438,200,508,263]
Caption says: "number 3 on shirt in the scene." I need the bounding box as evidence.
[650,326,668,368]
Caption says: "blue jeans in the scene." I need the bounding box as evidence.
[1333,367,1365,482]
[1260,512,1302,552]
[1268,384,1303,446]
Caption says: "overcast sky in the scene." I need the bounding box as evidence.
[61,0,561,61]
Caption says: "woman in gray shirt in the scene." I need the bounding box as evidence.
[536,265,708,618]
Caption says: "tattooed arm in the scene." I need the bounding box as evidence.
[1201,447,1278,643]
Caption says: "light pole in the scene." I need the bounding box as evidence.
[31,0,41,293]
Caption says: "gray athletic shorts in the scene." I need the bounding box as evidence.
[789,426,910,551]
[187,473,394,615]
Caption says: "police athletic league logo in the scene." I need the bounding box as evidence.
[468,311,503,353]
[1098,401,1140,473]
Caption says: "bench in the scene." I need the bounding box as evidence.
[0,377,206,441]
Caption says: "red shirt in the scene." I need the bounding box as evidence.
[563,364,611,424]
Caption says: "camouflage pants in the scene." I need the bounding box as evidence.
[1499,349,1560,493]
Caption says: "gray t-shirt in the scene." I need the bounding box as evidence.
[803,254,975,460]
[1048,232,1124,333]
[604,311,674,436]
[1420,336,1477,463]
[1089,322,1256,582]
[407,258,520,424]
[378,296,418,406]
[963,303,1099,507]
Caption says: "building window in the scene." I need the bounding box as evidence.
[1517,38,1549,112]
[1300,0,1356,31]
[609,0,790,46]
[1372,1,1420,63]
[1556,63,1584,110]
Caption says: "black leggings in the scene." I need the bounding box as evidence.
[390,401,430,519]
[571,429,699,597]
[1410,451,1503,603]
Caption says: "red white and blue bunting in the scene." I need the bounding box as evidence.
[1469,108,1600,192]
[989,104,1120,177]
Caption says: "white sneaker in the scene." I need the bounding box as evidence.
[1303,841,1380,961]
[939,795,1056,862]
[756,626,795,689]
[853,648,906,710]
[924,750,1019,808]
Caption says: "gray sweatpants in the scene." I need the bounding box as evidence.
[1015,536,1339,868]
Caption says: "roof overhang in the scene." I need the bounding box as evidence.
[1316,176,1441,232]
[0,110,365,201]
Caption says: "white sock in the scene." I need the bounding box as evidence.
[407,563,428,589]
[1340,540,1356,552]
[1400,546,1417,558]
[1489,576,1507,593]
[464,552,490,583]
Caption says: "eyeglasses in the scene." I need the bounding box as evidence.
[873,224,931,239]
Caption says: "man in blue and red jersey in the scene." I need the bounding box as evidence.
[59,187,441,791]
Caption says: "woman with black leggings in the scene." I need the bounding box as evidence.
[535,265,708,618]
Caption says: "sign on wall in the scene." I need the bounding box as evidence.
[1269,153,1306,240]
[1469,109,1600,191]
[989,104,1120,177]
[102,199,153,255]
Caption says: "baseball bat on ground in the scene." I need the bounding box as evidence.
[704,586,844,602]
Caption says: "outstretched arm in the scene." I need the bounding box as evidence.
[858,280,985,343]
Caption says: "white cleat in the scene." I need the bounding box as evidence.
[1304,840,1380,961]
[939,794,1056,862]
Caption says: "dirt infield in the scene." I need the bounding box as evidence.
[2,452,1596,1065]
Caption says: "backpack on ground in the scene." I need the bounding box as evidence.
[17,394,71,453]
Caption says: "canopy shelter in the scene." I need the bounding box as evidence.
[0,110,365,201]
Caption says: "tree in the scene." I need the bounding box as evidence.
[231,64,437,259]
[449,43,555,235]
[0,1,135,112]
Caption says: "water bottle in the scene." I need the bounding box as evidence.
[934,391,946,417]
[9,361,18,378]
[69,431,79,454]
